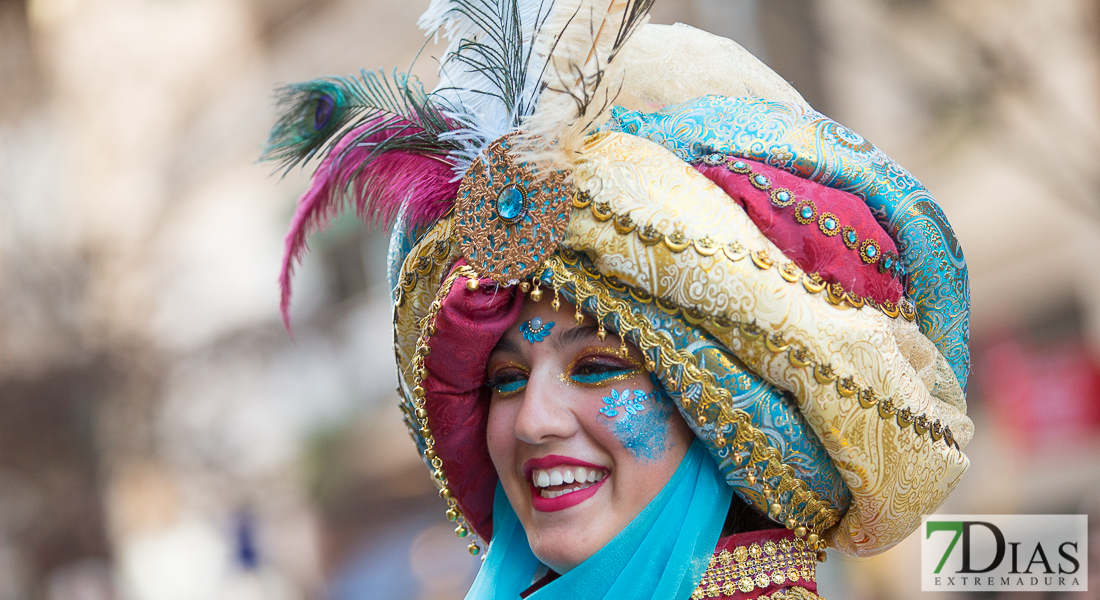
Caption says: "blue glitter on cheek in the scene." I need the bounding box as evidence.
[596,389,674,463]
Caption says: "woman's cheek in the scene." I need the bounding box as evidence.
[594,386,674,463]
[485,400,517,477]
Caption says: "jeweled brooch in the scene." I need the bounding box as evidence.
[520,317,554,343]
[454,133,570,283]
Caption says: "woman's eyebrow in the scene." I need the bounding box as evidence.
[552,324,598,350]
[492,337,522,355]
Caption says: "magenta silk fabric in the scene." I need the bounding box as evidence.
[696,160,903,304]
[422,265,524,539]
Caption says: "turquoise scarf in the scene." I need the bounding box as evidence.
[465,440,732,600]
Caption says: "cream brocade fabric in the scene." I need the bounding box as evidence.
[390,132,974,557]
[564,132,972,556]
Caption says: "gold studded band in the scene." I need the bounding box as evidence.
[692,539,818,599]
[408,263,485,557]
[571,190,916,321]
[759,587,823,600]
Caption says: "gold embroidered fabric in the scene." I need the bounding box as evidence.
[692,540,817,599]
[390,132,974,559]
[760,587,823,600]
[565,131,972,556]
[543,253,840,535]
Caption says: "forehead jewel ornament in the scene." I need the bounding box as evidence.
[455,133,571,283]
[520,317,555,344]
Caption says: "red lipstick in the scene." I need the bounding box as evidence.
[529,477,607,512]
[523,455,610,513]
[523,455,606,480]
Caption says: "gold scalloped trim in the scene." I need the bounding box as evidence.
[554,245,960,453]
[571,191,916,321]
[546,253,841,538]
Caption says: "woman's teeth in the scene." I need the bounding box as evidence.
[532,466,607,498]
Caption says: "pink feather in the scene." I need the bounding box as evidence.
[279,120,459,330]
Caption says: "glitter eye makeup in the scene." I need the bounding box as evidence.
[559,346,645,388]
[486,362,530,397]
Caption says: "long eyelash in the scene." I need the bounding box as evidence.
[485,361,529,397]
[492,379,528,396]
[567,368,642,388]
[566,346,644,369]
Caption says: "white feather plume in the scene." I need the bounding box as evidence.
[519,0,653,173]
[417,0,652,177]
[419,0,555,176]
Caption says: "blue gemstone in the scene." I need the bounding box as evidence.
[776,191,790,202]
[847,232,857,243]
[755,175,768,186]
[733,161,747,169]
[801,207,813,219]
[866,245,877,257]
[530,317,543,330]
[884,258,893,269]
[496,186,525,221]
[825,218,836,229]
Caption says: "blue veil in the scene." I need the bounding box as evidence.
[465,440,732,600]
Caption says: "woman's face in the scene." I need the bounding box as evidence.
[485,296,694,573]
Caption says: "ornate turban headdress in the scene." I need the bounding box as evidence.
[264,0,972,561]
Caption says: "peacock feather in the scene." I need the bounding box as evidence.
[265,0,657,328]
[262,68,458,174]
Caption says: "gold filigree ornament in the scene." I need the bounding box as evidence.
[691,539,818,599]
[454,133,570,283]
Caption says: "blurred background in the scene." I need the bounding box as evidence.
[1,0,1099,598]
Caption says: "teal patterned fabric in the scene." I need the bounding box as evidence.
[387,203,434,305]
[538,259,853,519]
[603,96,971,391]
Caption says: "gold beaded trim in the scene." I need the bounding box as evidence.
[544,254,839,538]
[572,191,916,322]
[408,264,485,557]
[692,539,817,599]
[568,197,959,451]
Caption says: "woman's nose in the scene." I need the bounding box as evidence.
[512,370,578,444]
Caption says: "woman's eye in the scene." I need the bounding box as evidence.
[486,370,529,396]
[569,360,641,386]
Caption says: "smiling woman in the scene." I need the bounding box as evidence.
[264,1,975,598]
[485,299,696,573]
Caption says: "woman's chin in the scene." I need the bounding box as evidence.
[523,492,616,573]
[528,532,599,574]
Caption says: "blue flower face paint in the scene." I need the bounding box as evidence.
[597,386,674,463]
[520,317,554,343]
[598,388,648,418]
